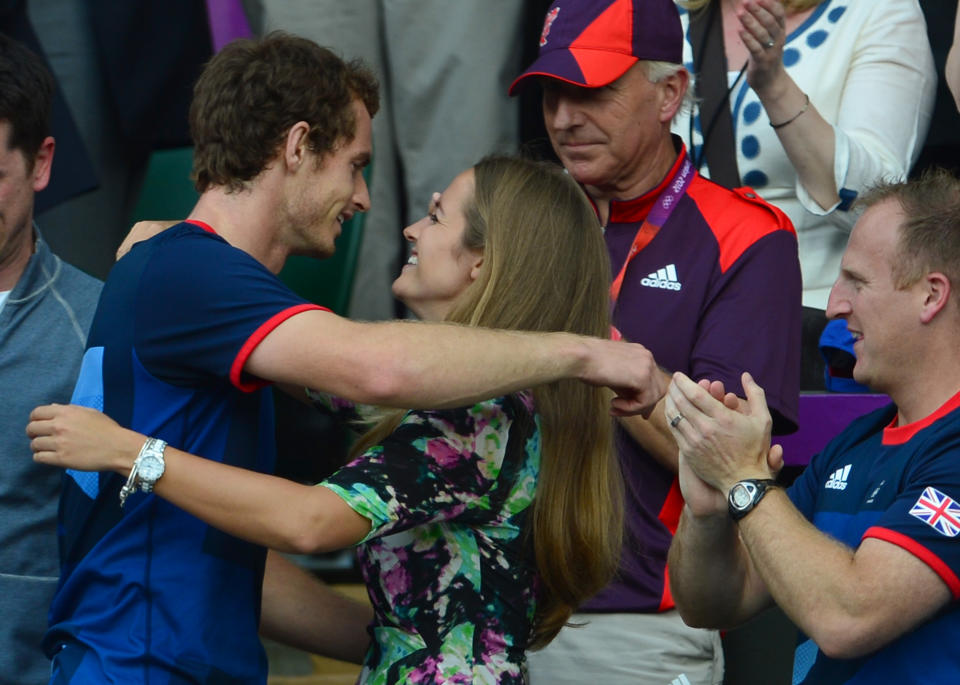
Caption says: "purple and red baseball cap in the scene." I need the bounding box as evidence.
[509,0,683,95]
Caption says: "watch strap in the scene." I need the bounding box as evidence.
[728,478,778,522]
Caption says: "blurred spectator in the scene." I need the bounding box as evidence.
[27,0,211,280]
[0,33,101,685]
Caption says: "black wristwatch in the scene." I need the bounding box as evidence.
[728,479,778,522]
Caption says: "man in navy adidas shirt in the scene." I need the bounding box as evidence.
[41,32,667,684]
[667,169,960,684]
[511,0,802,682]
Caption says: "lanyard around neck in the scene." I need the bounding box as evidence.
[609,153,695,305]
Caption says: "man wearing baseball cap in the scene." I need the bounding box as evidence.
[511,0,803,682]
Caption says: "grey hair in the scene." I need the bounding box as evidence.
[642,60,696,119]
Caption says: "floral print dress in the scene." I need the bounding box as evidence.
[319,392,541,684]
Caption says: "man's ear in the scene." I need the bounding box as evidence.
[919,272,951,324]
[658,69,689,124]
[31,136,55,193]
[283,121,312,171]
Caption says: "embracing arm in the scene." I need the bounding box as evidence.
[260,551,371,663]
[247,310,665,415]
[27,404,371,555]
[666,372,952,658]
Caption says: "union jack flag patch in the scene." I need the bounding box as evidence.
[909,487,960,537]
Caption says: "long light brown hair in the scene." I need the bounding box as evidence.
[352,155,622,649]
[678,0,822,13]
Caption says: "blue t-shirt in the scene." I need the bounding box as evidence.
[46,222,324,683]
[788,391,960,684]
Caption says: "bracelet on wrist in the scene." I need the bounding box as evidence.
[770,93,810,130]
[119,437,167,508]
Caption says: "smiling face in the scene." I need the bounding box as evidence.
[284,99,372,259]
[541,62,677,201]
[392,168,483,321]
[826,199,922,394]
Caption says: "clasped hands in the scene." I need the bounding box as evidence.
[665,371,782,517]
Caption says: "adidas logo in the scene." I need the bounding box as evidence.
[670,675,692,685]
[641,264,682,291]
[825,464,852,491]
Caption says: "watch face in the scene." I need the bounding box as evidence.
[138,454,165,481]
[731,483,753,509]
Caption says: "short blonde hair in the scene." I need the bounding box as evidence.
[859,169,960,293]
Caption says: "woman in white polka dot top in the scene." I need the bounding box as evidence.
[674,0,935,311]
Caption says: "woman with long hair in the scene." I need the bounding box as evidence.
[29,155,622,684]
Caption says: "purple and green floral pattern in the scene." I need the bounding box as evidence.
[322,393,540,684]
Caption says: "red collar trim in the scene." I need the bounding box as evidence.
[882,388,960,445]
[185,219,216,234]
[606,144,690,224]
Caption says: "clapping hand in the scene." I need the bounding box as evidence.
[666,372,783,516]
[738,0,789,95]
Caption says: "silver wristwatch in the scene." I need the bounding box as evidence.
[119,437,167,508]
[728,479,777,522]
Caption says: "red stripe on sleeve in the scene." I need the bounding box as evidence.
[863,526,960,599]
[229,303,330,392]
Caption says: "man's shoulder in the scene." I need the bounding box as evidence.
[686,176,794,236]
[54,258,102,323]
[118,221,263,284]
[54,257,103,294]
[144,221,229,253]
[24,239,102,318]
[684,177,798,272]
